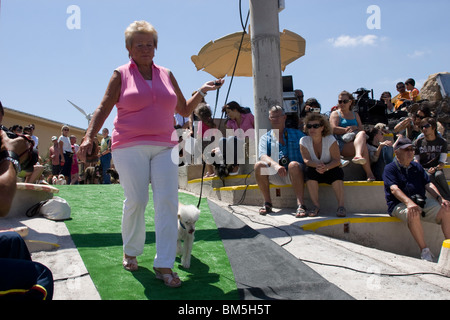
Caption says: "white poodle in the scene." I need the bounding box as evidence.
[52,174,66,185]
[176,203,200,268]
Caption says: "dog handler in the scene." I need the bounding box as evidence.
[78,21,223,288]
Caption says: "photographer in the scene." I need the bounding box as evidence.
[382,137,450,262]
[0,106,54,299]
[0,103,34,215]
[254,106,307,216]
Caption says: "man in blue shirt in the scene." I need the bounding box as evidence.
[255,105,306,216]
[383,137,450,262]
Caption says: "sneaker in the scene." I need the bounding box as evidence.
[340,159,350,168]
[420,248,435,262]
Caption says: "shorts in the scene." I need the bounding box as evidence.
[305,166,344,184]
[334,135,345,152]
[391,198,441,224]
[259,161,304,186]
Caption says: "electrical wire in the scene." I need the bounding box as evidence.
[228,183,450,280]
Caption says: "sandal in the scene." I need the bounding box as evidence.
[153,267,182,288]
[295,205,308,218]
[308,206,320,217]
[336,206,347,217]
[259,202,273,215]
[123,256,138,271]
[352,157,366,165]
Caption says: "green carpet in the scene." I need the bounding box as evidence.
[57,185,239,300]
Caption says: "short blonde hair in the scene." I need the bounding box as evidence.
[124,20,158,51]
[304,113,332,136]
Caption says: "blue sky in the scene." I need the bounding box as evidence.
[1,0,449,133]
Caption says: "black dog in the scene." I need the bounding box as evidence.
[84,165,102,184]
[106,168,120,184]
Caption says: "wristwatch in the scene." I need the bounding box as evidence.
[0,150,21,174]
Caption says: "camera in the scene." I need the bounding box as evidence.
[279,156,289,167]
[1,126,38,172]
[353,88,388,125]
[1,125,18,139]
[411,194,427,217]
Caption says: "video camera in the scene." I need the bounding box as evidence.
[353,88,388,125]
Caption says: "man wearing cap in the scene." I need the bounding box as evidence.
[383,137,450,262]
[49,135,61,182]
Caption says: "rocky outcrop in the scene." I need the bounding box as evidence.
[415,72,450,141]
[420,72,450,102]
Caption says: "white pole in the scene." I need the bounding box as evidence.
[249,0,282,155]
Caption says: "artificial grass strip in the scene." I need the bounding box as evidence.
[57,184,238,300]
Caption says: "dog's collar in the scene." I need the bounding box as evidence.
[179,220,186,230]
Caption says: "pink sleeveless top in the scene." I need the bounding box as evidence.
[112,59,178,150]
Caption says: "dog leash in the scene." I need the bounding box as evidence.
[197,161,206,208]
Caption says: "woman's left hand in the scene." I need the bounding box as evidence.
[200,79,224,93]
[316,162,327,174]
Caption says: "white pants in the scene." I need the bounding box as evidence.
[112,145,179,268]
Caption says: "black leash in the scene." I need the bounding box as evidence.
[197,161,206,208]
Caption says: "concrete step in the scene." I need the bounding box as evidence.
[179,158,450,212]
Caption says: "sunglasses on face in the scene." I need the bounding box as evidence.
[422,123,431,129]
[306,123,322,129]
[338,99,350,105]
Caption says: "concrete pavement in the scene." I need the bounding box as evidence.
[1,193,450,300]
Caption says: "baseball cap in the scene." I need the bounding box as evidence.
[394,137,413,150]
[51,136,58,141]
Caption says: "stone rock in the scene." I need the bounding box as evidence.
[420,72,450,102]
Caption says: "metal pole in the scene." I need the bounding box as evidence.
[249,0,282,156]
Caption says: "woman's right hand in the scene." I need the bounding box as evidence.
[78,137,93,163]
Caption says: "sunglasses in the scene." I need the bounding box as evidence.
[421,123,431,129]
[306,123,322,129]
[417,115,426,119]
[338,99,350,104]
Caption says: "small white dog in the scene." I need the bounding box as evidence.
[52,174,67,185]
[177,203,200,268]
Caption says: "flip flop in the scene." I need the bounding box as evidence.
[352,157,367,165]
[259,202,273,215]
[295,204,308,218]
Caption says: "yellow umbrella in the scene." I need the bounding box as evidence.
[191,29,306,78]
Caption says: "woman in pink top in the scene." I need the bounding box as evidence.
[220,102,255,175]
[78,21,223,288]
[223,101,255,133]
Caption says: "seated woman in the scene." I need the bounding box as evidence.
[220,101,255,175]
[299,113,346,218]
[366,127,394,181]
[329,91,375,181]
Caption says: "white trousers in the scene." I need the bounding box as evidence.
[112,145,179,268]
